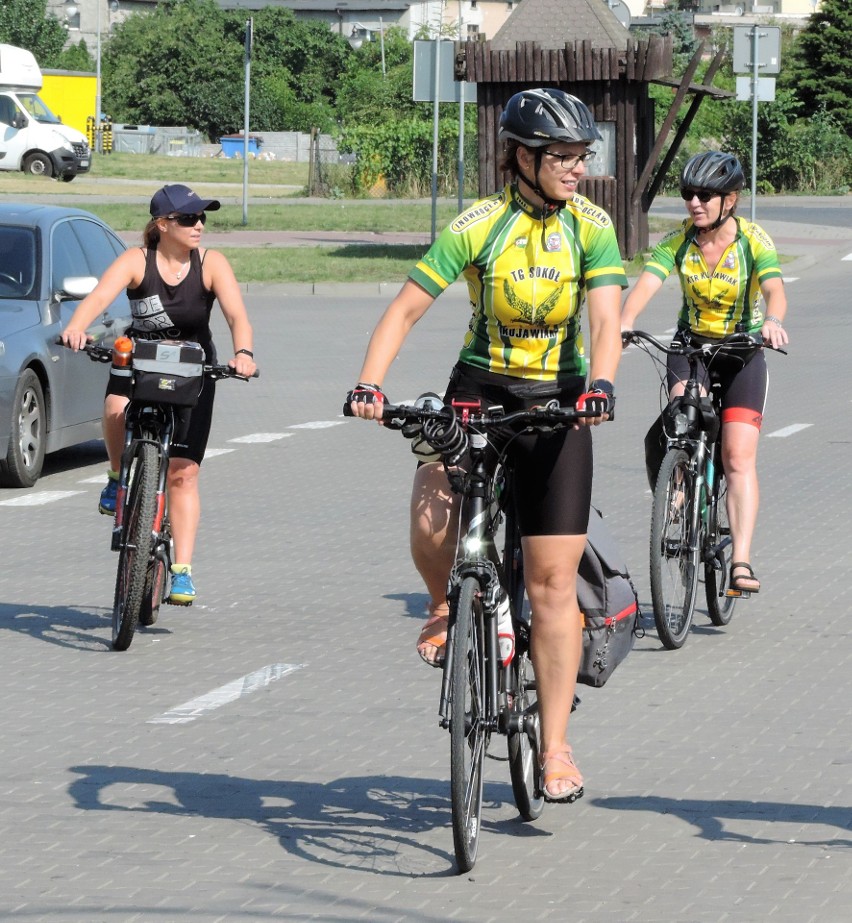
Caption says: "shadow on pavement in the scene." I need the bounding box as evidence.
[67,764,548,875]
[592,794,852,848]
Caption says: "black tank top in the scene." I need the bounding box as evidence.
[126,247,217,360]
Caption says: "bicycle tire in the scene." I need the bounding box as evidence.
[140,518,171,627]
[450,574,488,873]
[705,468,737,626]
[650,448,700,650]
[503,514,544,822]
[112,442,158,651]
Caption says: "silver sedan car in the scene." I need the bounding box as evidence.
[0,203,132,487]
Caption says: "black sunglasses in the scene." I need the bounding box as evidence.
[680,189,719,203]
[166,212,207,227]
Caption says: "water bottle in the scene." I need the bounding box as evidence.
[496,593,515,666]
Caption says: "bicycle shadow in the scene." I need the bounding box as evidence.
[67,763,548,875]
[0,601,170,651]
[591,794,852,849]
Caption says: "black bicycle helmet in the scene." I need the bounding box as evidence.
[680,152,745,195]
[498,88,602,147]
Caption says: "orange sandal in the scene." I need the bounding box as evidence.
[416,610,448,668]
[539,746,584,803]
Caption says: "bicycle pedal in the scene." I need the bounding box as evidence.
[725,588,750,599]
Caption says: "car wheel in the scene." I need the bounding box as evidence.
[22,153,54,178]
[58,172,76,183]
[1,369,46,488]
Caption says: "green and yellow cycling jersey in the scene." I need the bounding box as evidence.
[644,216,783,339]
[409,184,627,380]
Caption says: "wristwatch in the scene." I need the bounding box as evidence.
[235,349,254,358]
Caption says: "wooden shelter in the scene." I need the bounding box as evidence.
[455,0,728,258]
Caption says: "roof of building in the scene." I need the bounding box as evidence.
[491,0,631,51]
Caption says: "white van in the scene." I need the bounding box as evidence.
[0,44,91,181]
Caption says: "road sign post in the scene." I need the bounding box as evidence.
[733,25,781,222]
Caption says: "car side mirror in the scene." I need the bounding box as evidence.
[12,112,27,129]
[61,276,98,299]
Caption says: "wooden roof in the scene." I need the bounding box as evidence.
[491,0,631,51]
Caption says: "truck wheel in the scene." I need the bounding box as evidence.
[22,153,54,178]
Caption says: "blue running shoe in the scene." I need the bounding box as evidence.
[168,567,196,606]
[99,476,119,515]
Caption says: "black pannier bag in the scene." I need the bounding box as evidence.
[132,340,205,408]
[576,508,642,688]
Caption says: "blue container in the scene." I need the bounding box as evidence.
[220,135,261,158]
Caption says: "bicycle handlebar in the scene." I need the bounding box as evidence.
[55,337,260,380]
[377,399,596,432]
[622,329,787,357]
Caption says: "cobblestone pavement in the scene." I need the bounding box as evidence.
[0,214,850,922]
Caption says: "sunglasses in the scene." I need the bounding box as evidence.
[165,212,207,227]
[680,189,719,203]
[542,149,596,169]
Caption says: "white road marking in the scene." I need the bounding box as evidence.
[842,253,852,261]
[79,475,108,484]
[783,276,799,282]
[148,663,305,725]
[0,490,83,506]
[203,448,236,457]
[228,433,293,443]
[289,421,344,430]
[767,423,812,438]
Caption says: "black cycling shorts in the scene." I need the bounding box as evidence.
[667,336,768,429]
[438,362,593,537]
[105,371,216,465]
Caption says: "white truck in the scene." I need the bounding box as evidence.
[0,44,91,181]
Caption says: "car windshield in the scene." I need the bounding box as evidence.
[17,93,61,125]
[0,227,37,299]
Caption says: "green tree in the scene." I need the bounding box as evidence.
[0,0,68,65]
[783,0,852,134]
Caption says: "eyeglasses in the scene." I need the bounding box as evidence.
[680,189,719,203]
[166,212,207,227]
[542,149,596,169]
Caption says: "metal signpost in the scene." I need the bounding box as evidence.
[242,18,253,226]
[733,25,781,222]
[413,41,477,241]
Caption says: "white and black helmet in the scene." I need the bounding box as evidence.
[681,152,745,195]
[499,88,601,147]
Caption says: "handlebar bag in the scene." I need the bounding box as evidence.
[132,339,205,408]
[576,507,642,688]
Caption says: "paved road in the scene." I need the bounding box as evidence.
[1,237,850,921]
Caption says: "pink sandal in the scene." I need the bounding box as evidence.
[539,746,584,803]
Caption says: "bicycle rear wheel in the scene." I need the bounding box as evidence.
[650,448,699,650]
[705,469,737,626]
[503,516,544,822]
[112,442,158,651]
[140,518,171,627]
[450,575,488,873]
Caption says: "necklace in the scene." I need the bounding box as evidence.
[173,258,189,280]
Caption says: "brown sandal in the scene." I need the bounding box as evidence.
[729,562,760,595]
[539,747,584,803]
[416,611,448,668]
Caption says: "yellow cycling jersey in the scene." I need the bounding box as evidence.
[409,184,627,380]
[644,216,783,338]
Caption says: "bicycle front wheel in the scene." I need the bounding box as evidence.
[650,448,699,650]
[449,575,488,873]
[705,469,737,626]
[112,442,158,651]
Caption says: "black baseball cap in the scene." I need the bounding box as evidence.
[150,184,221,217]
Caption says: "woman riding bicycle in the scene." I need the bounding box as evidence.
[346,89,626,802]
[621,152,789,595]
[60,184,257,606]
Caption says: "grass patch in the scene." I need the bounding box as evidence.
[219,245,425,284]
[81,202,463,232]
